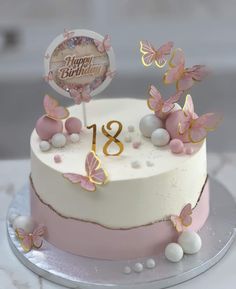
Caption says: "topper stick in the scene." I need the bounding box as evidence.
[82,102,88,127]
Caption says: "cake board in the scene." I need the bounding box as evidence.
[7,177,236,289]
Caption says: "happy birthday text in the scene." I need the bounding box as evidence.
[58,55,102,79]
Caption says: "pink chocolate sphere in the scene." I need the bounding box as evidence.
[65,117,82,134]
[185,146,194,155]
[170,139,184,154]
[165,110,190,143]
[36,116,63,140]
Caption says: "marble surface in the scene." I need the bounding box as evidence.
[0,155,235,289]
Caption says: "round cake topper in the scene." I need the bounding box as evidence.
[44,29,116,98]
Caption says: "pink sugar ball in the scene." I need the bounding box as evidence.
[165,111,190,143]
[170,139,184,154]
[65,117,82,134]
[185,146,194,155]
[36,116,63,140]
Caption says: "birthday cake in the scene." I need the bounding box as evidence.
[13,30,222,265]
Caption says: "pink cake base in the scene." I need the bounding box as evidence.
[30,179,209,260]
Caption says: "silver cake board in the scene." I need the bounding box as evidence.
[6,177,236,289]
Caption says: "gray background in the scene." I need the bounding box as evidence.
[0,0,235,159]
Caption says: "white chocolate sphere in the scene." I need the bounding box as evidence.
[146,258,156,269]
[151,128,170,147]
[178,231,202,254]
[123,266,132,274]
[39,140,51,152]
[13,216,36,233]
[165,243,184,262]
[133,262,143,273]
[139,114,163,138]
[70,133,80,143]
[51,133,67,148]
[9,212,19,225]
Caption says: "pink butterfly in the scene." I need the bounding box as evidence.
[164,48,208,91]
[148,85,183,119]
[94,34,111,53]
[63,29,75,40]
[69,85,92,105]
[15,224,46,252]
[140,41,174,68]
[43,94,69,120]
[43,71,53,82]
[178,94,222,143]
[63,151,108,192]
[170,203,192,232]
[106,69,116,79]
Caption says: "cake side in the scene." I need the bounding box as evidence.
[31,98,207,229]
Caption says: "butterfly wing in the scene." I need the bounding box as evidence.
[43,95,69,120]
[43,94,58,114]
[140,41,156,67]
[155,41,174,68]
[63,173,96,191]
[189,113,222,143]
[81,85,92,103]
[51,106,69,120]
[183,94,194,116]
[63,29,75,39]
[147,85,163,111]
[178,118,191,135]
[94,39,105,53]
[164,48,185,84]
[43,71,53,82]
[63,173,84,183]
[103,34,111,51]
[158,41,174,55]
[162,91,183,113]
[16,228,32,252]
[32,224,45,248]
[178,94,194,134]
[170,216,183,232]
[177,73,195,91]
[69,89,82,105]
[180,203,192,227]
[90,168,107,185]
[187,65,208,81]
[79,176,96,191]
[106,69,116,79]
[85,151,108,185]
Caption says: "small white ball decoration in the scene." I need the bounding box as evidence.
[133,262,143,273]
[128,125,135,132]
[151,128,170,147]
[39,140,51,152]
[146,258,156,269]
[124,134,132,143]
[178,231,202,254]
[9,212,19,225]
[70,133,80,143]
[165,243,184,262]
[13,216,36,234]
[51,133,67,148]
[131,160,141,169]
[123,266,132,274]
[139,114,163,138]
[146,161,154,167]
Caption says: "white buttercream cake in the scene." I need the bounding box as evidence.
[29,98,209,259]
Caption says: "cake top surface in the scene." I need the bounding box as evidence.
[31,98,204,181]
